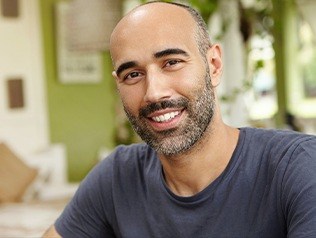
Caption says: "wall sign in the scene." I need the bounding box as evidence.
[55,2,103,84]
[7,78,24,109]
[67,0,121,51]
[1,0,19,18]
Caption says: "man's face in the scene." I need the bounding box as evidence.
[110,3,218,156]
[124,69,215,156]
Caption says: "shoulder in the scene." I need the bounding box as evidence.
[238,128,316,182]
[73,143,156,191]
[242,127,315,142]
[90,143,159,185]
[98,143,157,171]
[241,127,316,156]
[243,127,316,186]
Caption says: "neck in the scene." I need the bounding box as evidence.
[159,122,239,197]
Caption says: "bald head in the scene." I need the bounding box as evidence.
[110,1,211,64]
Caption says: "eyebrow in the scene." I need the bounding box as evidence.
[154,48,189,58]
[116,61,138,78]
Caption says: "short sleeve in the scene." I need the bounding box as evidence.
[55,155,116,238]
[282,138,316,237]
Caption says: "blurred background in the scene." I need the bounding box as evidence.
[1,0,316,194]
[1,0,316,235]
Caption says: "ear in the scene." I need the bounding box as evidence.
[206,44,222,87]
[112,70,118,79]
[112,70,120,83]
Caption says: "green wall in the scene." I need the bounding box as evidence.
[40,0,117,181]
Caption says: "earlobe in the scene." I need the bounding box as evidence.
[112,71,121,86]
[112,71,121,83]
[207,44,222,87]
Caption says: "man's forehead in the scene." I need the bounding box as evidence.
[110,3,196,64]
[110,2,195,45]
[120,2,192,26]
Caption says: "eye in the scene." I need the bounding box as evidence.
[165,59,182,68]
[122,71,144,85]
[126,71,141,79]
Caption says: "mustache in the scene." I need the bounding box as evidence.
[139,98,189,118]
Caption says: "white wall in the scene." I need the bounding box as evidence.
[0,0,49,157]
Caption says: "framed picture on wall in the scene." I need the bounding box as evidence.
[1,0,19,18]
[55,2,103,84]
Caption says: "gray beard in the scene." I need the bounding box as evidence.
[123,72,215,156]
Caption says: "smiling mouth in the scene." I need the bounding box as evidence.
[150,110,181,123]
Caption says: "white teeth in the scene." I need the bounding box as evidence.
[152,111,180,122]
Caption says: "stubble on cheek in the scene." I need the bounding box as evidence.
[119,69,216,156]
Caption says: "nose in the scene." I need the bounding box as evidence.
[143,70,172,103]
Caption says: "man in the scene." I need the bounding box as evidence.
[44,1,316,237]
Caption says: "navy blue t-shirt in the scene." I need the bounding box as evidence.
[55,128,316,237]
